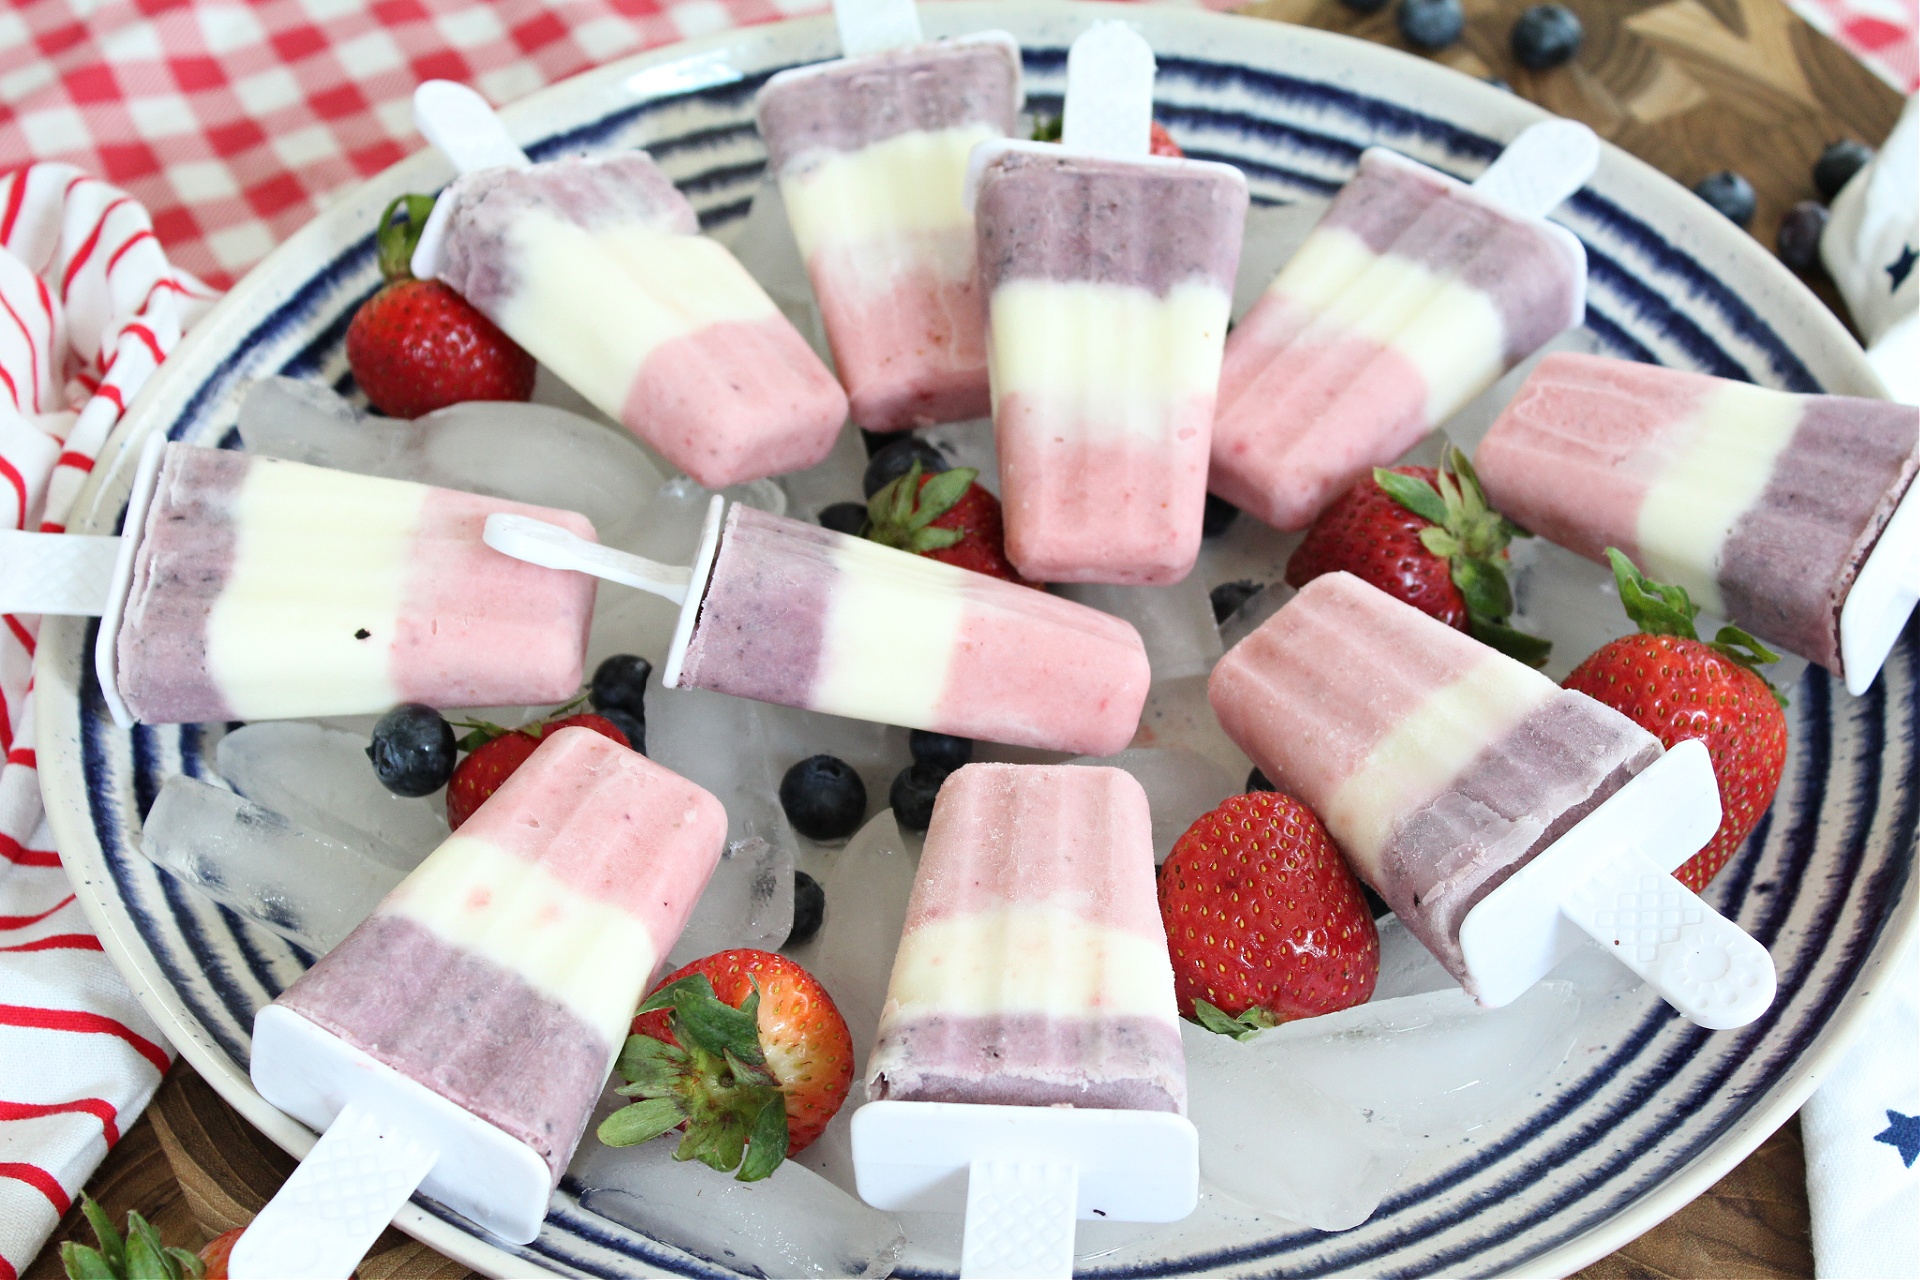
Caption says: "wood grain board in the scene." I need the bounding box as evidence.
[30,0,1899,1275]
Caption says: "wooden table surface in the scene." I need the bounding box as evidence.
[27,1,1902,1276]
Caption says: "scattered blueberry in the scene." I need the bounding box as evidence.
[1338,0,1392,11]
[780,754,868,841]
[860,428,893,457]
[862,436,949,498]
[890,763,949,833]
[598,706,647,755]
[1363,883,1393,919]
[367,703,457,797]
[1201,492,1240,538]
[785,870,826,948]
[1247,767,1276,793]
[1210,579,1264,626]
[909,729,973,773]
[1398,0,1465,50]
[1813,139,1873,201]
[1693,171,1757,228]
[1510,4,1582,69]
[1776,201,1829,274]
[590,653,651,718]
[818,501,869,537]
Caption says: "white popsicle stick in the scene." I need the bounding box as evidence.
[1458,738,1778,1029]
[0,532,122,616]
[228,1102,438,1280]
[1471,118,1599,219]
[1061,22,1157,160]
[833,0,923,59]
[410,81,530,280]
[961,1161,1078,1279]
[1838,470,1920,695]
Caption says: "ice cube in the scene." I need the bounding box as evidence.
[790,811,918,1073]
[1058,577,1222,683]
[215,722,446,872]
[572,1090,904,1280]
[781,424,871,524]
[139,775,400,953]
[1182,1020,1402,1231]
[1069,747,1235,862]
[1370,912,1459,1001]
[792,1077,865,1197]
[1128,675,1254,787]
[919,418,998,495]
[648,684,797,963]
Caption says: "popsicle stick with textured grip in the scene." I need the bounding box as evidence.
[1560,852,1777,1030]
[833,0,923,58]
[961,1160,1079,1280]
[0,532,121,616]
[228,1101,438,1280]
[1062,22,1157,161]
[1472,119,1600,219]
[410,80,530,280]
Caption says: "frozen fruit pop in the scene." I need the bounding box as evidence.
[411,81,847,490]
[233,729,725,1273]
[756,18,1021,431]
[851,763,1199,1279]
[0,436,596,727]
[1210,121,1595,532]
[485,500,1151,756]
[1211,572,1775,1028]
[1474,352,1920,693]
[970,23,1247,585]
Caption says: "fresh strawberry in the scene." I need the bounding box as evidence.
[444,712,628,830]
[1285,444,1550,666]
[197,1229,242,1279]
[1563,550,1789,891]
[602,949,854,1177]
[1148,120,1184,157]
[1158,792,1379,1035]
[345,194,536,420]
[864,462,1036,585]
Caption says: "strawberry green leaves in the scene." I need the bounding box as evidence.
[1374,444,1550,668]
[373,194,438,284]
[598,974,791,1182]
[1605,548,1786,704]
[61,1196,205,1280]
[1191,998,1280,1041]
[864,462,978,554]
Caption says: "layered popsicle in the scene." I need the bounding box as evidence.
[430,151,847,489]
[1211,144,1587,531]
[116,443,596,724]
[1209,572,1662,989]
[674,504,1150,754]
[757,36,1021,431]
[256,728,727,1214]
[865,762,1185,1112]
[1474,352,1920,680]
[975,146,1247,585]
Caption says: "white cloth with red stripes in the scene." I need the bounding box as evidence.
[0,164,216,1280]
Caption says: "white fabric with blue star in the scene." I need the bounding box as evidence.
[1821,95,1917,403]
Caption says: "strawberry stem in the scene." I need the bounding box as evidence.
[374,194,437,282]
[1191,998,1281,1041]
[1604,548,1786,705]
[865,462,976,554]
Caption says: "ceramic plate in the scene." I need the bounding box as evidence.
[36,3,1918,1276]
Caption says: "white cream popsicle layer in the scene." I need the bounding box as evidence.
[1209,573,1662,991]
[115,443,596,724]
[1211,147,1587,531]
[433,152,847,489]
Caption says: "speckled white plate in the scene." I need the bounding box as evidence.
[35,3,1918,1276]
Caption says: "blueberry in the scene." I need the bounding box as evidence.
[1776,201,1829,274]
[1398,0,1464,50]
[785,870,825,948]
[1510,4,1582,69]
[1338,0,1392,11]
[367,703,456,797]
[590,653,651,718]
[1813,139,1873,201]
[862,436,950,498]
[860,427,893,457]
[1210,579,1264,625]
[818,501,869,537]
[890,763,949,833]
[908,729,973,772]
[598,707,647,755]
[1201,492,1240,538]
[1247,767,1276,793]
[1693,171,1757,228]
[780,754,867,841]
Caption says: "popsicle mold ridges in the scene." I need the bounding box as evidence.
[274,728,727,1182]
[1209,572,1661,989]
[865,763,1186,1113]
[1475,352,1920,677]
[675,505,1151,754]
[115,443,597,724]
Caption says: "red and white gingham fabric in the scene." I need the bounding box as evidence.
[0,1,1907,1275]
